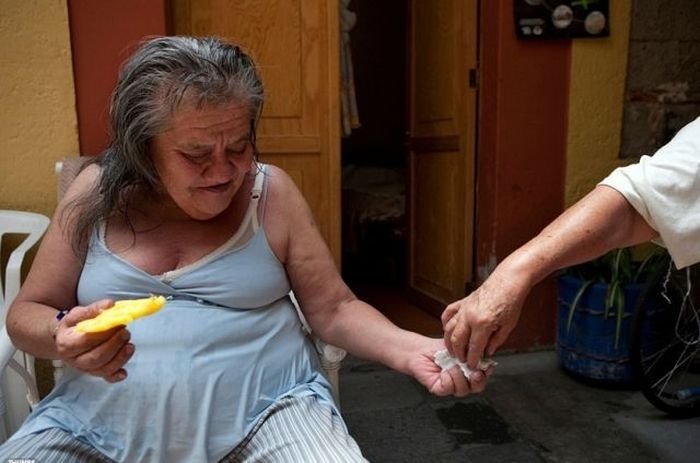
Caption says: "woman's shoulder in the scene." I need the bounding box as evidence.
[261,164,303,202]
[261,163,292,184]
[64,162,101,198]
[54,162,102,212]
[258,163,311,246]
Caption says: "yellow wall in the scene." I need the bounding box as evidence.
[565,0,632,206]
[0,0,78,217]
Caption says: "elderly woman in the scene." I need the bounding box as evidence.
[1,36,488,462]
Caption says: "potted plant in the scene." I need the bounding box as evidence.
[556,246,667,387]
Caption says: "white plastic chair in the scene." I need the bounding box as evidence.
[288,292,347,402]
[0,210,50,441]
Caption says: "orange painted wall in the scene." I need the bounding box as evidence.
[68,0,167,156]
[477,0,570,351]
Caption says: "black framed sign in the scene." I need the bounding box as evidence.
[513,0,610,39]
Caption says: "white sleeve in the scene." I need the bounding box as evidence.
[598,117,700,269]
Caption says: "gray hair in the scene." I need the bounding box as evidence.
[67,36,264,253]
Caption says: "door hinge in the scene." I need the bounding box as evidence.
[469,68,479,89]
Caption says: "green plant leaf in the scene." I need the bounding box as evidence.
[563,246,666,286]
[633,253,653,283]
[614,284,626,349]
[621,249,634,282]
[560,246,670,353]
[633,248,666,283]
[605,280,619,319]
[567,279,594,334]
[612,249,623,280]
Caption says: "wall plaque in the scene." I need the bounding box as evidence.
[514,0,610,39]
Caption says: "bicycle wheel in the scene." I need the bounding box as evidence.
[631,258,700,418]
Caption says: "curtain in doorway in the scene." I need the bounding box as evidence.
[340,0,360,136]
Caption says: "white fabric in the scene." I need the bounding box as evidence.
[433,349,496,381]
[599,116,700,269]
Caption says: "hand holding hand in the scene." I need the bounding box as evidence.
[54,299,135,383]
[407,338,491,397]
[442,270,529,368]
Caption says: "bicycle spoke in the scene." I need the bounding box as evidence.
[631,260,700,417]
[650,342,694,393]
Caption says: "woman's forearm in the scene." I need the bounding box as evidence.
[499,185,658,288]
[7,302,61,359]
[313,298,428,375]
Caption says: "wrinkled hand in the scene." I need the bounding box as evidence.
[442,271,528,368]
[408,338,491,397]
[54,299,135,383]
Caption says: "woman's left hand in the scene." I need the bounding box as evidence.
[408,338,490,397]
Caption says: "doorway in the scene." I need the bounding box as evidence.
[340,0,408,293]
[341,0,478,329]
[339,0,433,331]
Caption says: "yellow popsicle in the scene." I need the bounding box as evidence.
[75,295,167,333]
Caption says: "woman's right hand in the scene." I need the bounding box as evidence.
[54,299,135,383]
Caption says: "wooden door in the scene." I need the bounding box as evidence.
[407,0,477,311]
[170,0,341,263]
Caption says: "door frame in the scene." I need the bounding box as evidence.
[474,0,570,350]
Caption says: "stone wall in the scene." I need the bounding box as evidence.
[621,0,700,158]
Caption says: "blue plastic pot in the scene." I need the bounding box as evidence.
[556,275,641,387]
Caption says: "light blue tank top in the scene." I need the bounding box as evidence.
[13,166,336,462]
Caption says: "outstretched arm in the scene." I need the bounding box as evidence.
[443,185,658,368]
[263,165,489,396]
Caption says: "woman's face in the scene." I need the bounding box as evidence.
[150,102,255,220]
